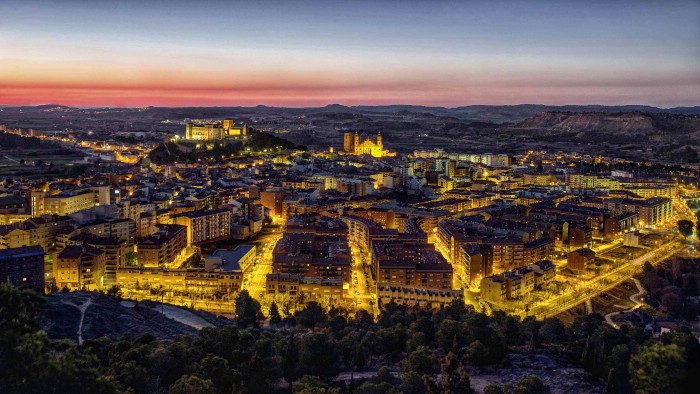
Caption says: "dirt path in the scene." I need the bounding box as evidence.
[604,278,646,328]
[62,298,93,345]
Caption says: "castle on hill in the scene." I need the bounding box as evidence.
[185,119,247,140]
[343,131,394,158]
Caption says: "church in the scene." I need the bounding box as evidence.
[343,131,394,158]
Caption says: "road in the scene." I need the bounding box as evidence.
[530,239,685,320]
[243,230,282,299]
[349,242,378,315]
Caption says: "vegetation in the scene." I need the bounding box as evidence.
[677,220,695,238]
[1,283,699,393]
[0,132,43,149]
[147,129,305,164]
[640,257,700,319]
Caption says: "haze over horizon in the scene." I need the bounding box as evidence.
[1,0,699,108]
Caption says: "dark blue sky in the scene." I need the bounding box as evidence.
[1,0,698,107]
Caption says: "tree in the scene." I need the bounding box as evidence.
[293,375,340,394]
[299,333,340,380]
[269,302,282,326]
[424,352,474,394]
[677,220,694,238]
[125,251,138,266]
[401,372,427,394]
[283,335,301,390]
[192,354,239,394]
[629,342,686,393]
[514,375,551,394]
[539,318,566,345]
[483,383,505,394]
[400,346,435,377]
[235,290,261,327]
[169,375,216,394]
[106,285,122,300]
[295,301,327,330]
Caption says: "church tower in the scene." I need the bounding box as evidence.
[377,131,382,149]
[353,131,360,154]
[343,132,354,153]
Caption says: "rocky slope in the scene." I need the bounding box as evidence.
[38,292,206,341]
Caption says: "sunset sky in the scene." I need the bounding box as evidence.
[1,0,699,107]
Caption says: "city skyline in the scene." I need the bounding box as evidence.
[1,0,699,108]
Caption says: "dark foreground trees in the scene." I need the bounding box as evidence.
[2,285,699,394]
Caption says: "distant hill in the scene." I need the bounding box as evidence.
[516,111,700,135]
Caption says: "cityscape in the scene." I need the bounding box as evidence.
[1,1,700,394]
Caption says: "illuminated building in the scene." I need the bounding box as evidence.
[185,119,247,140]
[54,244,106,291]
[371,239,453,291]
[266,273,346,303]
[567,248,596,271]
[260,189,285,218]
[31,187,109,216]
[480,260,555,303]
[343,131,394,157]
[272,233,351,283]
[173,208,231,246]
[136,224,187,267]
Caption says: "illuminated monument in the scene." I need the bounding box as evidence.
[185,119,247,140]
[343,131,394,158]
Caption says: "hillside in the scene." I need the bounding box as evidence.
[516,111,700,135]
[38,292,204,341]
[512,111,700,162]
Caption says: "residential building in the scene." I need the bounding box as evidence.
[0,245,45,291]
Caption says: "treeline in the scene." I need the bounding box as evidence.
[147,142,244,164]
[1,285,699,394]
[147,129,305,164]
[640,258,700,319]
[0,132,44,149]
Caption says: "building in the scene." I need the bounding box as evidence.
[174,208,231,246]
[86,237,127,287]
[266,273,347,303]
[567,248,596,271]
[341,214,399,251]
[272,233,351,283]
[480,260,556,303]
[54,244,106,291]
[31,188,107,216]
[261,189,285,218]
[602,197,673,228]
[456,243,493,283]
[372,239,453,292]
[136,224,187,267]
[185,120,247,140]
[343,131,393,157]
[117,266,244,299]
[205,245,256,272]
[0,215,72,252]
[376,285,463,308]
[486,237,554,273]
[0,245,45,291]
[604,212,639,238]
[529,260,556,288]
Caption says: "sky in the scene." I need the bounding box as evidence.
[0,0,699,107]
